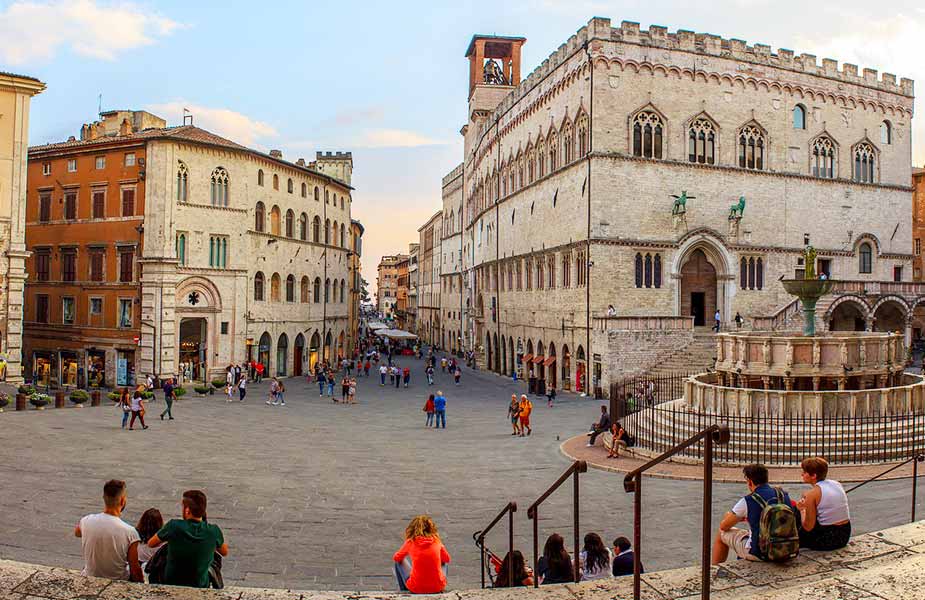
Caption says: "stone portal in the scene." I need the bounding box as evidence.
[680,249,717,327]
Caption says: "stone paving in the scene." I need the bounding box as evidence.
[0,356,920,590]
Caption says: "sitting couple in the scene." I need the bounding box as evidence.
[713,458,851,565]
[586,405,633,458]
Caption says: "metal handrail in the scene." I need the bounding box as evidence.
[526,460,587,588]
[473,501,517,589]
[623,425,730,600]
[846,453,925,522]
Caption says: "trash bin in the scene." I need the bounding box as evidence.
[528,377,537,395]
[537,379,546,396]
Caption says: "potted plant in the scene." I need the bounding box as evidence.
[28,392,51,410]
[211,378,226,389]
[107,391,121,403]
[194,384,211,396]
[0,392,9,412]
[141,391,154,400]
[70,390,90,407]
[173,386,187,398]
[18,384,35,396]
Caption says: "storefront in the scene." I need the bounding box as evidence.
[60,351,79,387]
[87,350,106,388]
[116,349,136,387]
[32,351,55,387]
[179,318,207,382]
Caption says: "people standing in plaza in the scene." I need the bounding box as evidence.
[453,366,461,386]
[508,395,521,435]
[341,374,351,403]
[160,378,176,421]
[364,359,371,377]
[276,380,286,406]
[392,515,451,593]
[327,371,336,398]
[146,490,228,588]
[380,363,388,385]
[518,394,533,436]
[424,394,435,427]
[546,386,556,408]
[129,390,148,430]
[440,357,447,373]
[316,368,326,396]
[433,391,447,428]
[348,377,357,404]
[255,362,264,383]
[266,378,279,405]
[426,363,435,386]
[713,309,722,332]
[74,479,143,582]
[394,365,401,388]
[796,457,851,551]
[119,387,131,429]
[734,312,744,330]
[403,365,411,388]
[237,373,247,402]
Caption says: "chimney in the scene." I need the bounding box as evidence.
[269,149,282,159]
[88,123,100,140]
[67,136,76,142]
[80,124,89,140]
[296,158,306,166]
[119,118,132,136]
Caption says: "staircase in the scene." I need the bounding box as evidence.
[646,329,717,377]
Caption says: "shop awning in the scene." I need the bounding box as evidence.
[543,356,556,367]
[532,355,545,364]
[374,328,418,340]
[522,353,533,362]
[368,322,388,330]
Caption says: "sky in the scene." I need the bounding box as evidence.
[4,0,924,296]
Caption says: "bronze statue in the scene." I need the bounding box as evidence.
[671,190,695,215]
[804,246,817,280]
[483,59,507,85]
[729,196,745,219]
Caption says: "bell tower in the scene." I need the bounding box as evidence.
[465,34,526,105]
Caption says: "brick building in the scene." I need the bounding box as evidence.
[376,254,405,320]
[914,167,924,281]
[417,211,442,346]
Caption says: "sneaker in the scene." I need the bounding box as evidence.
[160,414,164,420]
[586,442,594,447]
[271,402,279,406]
[280,402,285,406]
[169,417,175,420]
[266,400,272,405]
[142,426,149,430]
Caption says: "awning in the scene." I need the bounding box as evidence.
[368,322,388,330]
[374,329,418,340]
[522,353,533,362]
[543,356,556,367]
[532,355,545,364]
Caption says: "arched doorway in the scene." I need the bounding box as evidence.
[324,331,333,362]
[309,331,321,371]
[873,301,907,333]
[179,318,207,382]
[508,337,515,376]
[258,332,271,372]
[501,335,507,376]
[547,342,557,389]
[526,340,534,378]
[561,344,571,391]
[536,341,545,387]
[829,299,868,331]
[576,345,586,393]
[485,332,492,371]
[337,331,346,359]
[680,248,718,327]
[294,333,305,376]
[493,333,500,372]
[276,333,289,376]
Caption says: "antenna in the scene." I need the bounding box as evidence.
[98,94,102,117]
[183,107,193,126]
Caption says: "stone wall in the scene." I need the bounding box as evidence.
[594,326,694,385]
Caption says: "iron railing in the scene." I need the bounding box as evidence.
[610,372,695,417]
[618,399,925,465]
[526,460,587,588]
[623,425,730,600]
[473,501,517,589]
[846,453,925,522]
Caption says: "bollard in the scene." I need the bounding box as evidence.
[54,391,65,408]
[90,390,101,407]
[15,393,26,411]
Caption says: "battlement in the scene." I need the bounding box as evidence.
[316,151,353,160]
[442,163,464,187]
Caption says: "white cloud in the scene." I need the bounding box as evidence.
[146,102,278,147]
[351,129,445,148]
[0,0,181,65]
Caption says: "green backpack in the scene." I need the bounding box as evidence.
[750,487,800,562]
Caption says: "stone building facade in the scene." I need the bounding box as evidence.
[0,72,44,383]
[442,18,914,394]
[914,167,924,281]
[417,211,442,346]
[407,243,419,333]
[440,165,465,353]
[348,219,364,351]
[376,254,404,320]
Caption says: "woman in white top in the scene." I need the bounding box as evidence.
[578,532,613,581]
[796,456,851,550]
[134,508,165,579]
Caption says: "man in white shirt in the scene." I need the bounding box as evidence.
[74,480,143,582]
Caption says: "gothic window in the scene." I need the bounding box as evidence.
[811,136,837,179]
[577,114,589,157]
[548,131,558,172]
[273,174,279,190]
[299,213,307,240]
[654,255,662,288]
[254,272,265,301]
[313,216,321,242]
[517,156,524,188]
[537,259,544,290]
[576,250,586,287]
[562,252,571,288]
[793,105,806,129]
[285,209,294,237]
[562,123,573,163]
[688,117,716,164]
[516,260,522,290]
[501,165,508,196]
[176,233,186,266]
[300,276,309,302]
[324,218,331,244]
[332,221,339,246]
[635,253,662,288]
[210,167,229,206]
[644,254,652,287]
[287,178,294,194]
[324,278,330,303]
[257,169,264,186]
[738,124,766,170]
[286,274,295,302]
[313,277,321,302]
[881,121,892,145]
[547,255,555,289]
[525,259,533,290]
[740,257,765,290]
[740,257,748,289]
[176,161,189,202]
[341,279,346,303]
[270,273,281,302]
[314,186,320,202]
[853,142,877,183]
[527,148,535,182]
[255,201,265,232]
[270,205,281,235]
[301,182,307,197]
[632,110,664,159]
[859,242,873,274]
[537,138,546,178]
[756,258,763,289]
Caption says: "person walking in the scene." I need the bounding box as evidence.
[518,394,533,436]
[364,359,371,377]
[433,391,447,429]
[394,365,401,389]
[713,309,722,332]
[403,366,411,388]
[160,378,176,420]
[128,390,148,430]
[119,387,131,429]
[380,364,388,385]
[238,373,247,402]
[424,394,435,427]
[266,378,279,406]
[348,378,357,404]
[341,375,351,403]
[440,357,447,373]
[508,395,521,436]
[276,380,286,406]
[426,364,435,386]
[255,362,264,383]
[317,368,326,396]
[453,367,461,386]
[327,371,336,398]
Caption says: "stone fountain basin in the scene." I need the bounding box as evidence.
[781,278,834,300]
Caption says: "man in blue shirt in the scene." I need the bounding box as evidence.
[712,463,796,564]
[433,391,447,428]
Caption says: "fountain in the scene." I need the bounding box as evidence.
[779,246,833,336]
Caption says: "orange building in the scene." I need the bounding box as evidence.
[23,111,159,387]
[914,167,925,281]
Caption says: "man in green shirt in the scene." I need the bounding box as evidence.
[147,490,228,588]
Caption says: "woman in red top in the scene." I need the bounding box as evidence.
[392,515,451,593]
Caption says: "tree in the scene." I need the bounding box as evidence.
[360,277,370,303]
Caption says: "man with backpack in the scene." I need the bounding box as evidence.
[712,463,800,565]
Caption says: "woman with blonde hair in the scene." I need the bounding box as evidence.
[392,515,451,593]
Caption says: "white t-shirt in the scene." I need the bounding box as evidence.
[579,548,614,580]
[130,395,142,411]
[731,498,751,551]
[380,365,388,375]
[78,513,140,580]
[136,539,165,566]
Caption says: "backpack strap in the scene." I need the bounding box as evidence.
[773,487,784,505]
[749,491,768,508]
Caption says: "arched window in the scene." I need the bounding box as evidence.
[688,117,716,164]
[632,110,664,159]
[300,276,309,302]
[176,161,188,202]
[313,277,321,302]
[287,178,293,193]
[257,169,264,186]
[340,279,346,303]
[210,167,229,206]
[270,273,281,301]
[740,257,748,289]
[324,219,331,244]
[537,258,544,289]
[537,138,546,178]
[527,148,535,182]
[314,186,320,202]
[548,131,558,171]
[255,201,265,232]
[881,121,892,145]
[562,252,570,287]
[273,174,279,190]
[793,105,806,129]
[738,123,766,170]
[254,271,265,301]
[634,254,643,288]
[853,142,876,183]
[859,242,873,274]
[654,254,662,288]
[577,114,589,157]
[811,136,836,178]
[301,182,307,197]
[644,254,652,287]
[285,274,295,302]
[285,209,294,237]
[313,216,321,242]
[748,257,756,289]
[332,221,339,246]
[340,223,345,247]
[325,189,329,204]
[756,258,764,290]
[270,205,281,235]
[562,123,573,163]
[299,213,307,240]
[176,233,186,265]
[324,278,330,303]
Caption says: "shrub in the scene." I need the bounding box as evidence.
[173,386,187,397]
[141,391,154,400]
[70,390,91,404]
[211,379,226,389]
[28,393,50,407]
[0,393,8,409]
[18,385,35,395]
[194,385,211,395]
[107,391,121,402]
